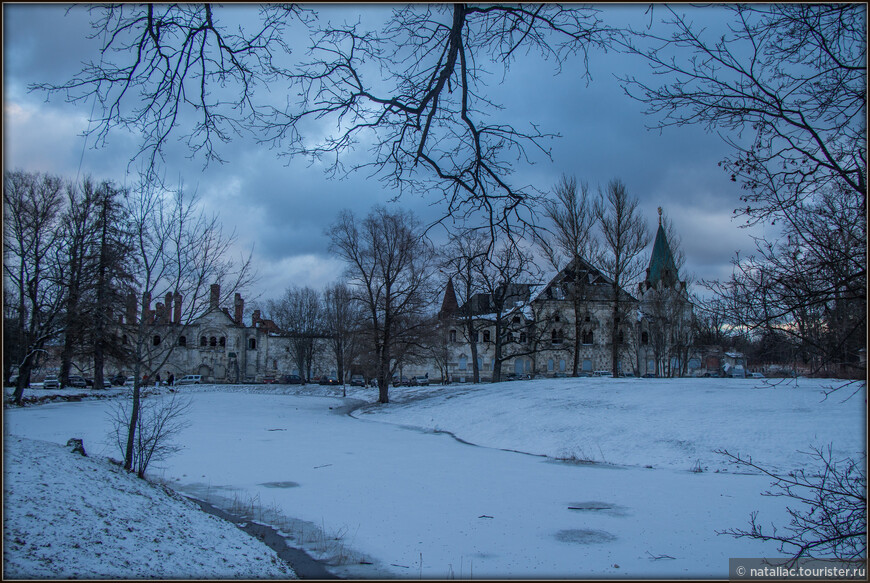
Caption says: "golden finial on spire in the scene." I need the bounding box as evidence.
[658,206,662,226]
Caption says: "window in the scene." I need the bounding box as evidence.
[584,315,591,322]
[507,332,515,342]
[582,330,593,345]
[219,336,226,347]
[449,329,457,343]
[178,335,187,347]
[152,335,161,346]
[641,331,649,345]
[483,330,491,343]
[552,329,564,344]
[559,359,566,372]
[458,356,467,370]
[512,316,520,324]
[548,359,554,372]
[519,332,527,343]
[618,330,624,344]
[122,334,128,345]
[200,336,207,347]
[210,336,217,347]
[554,313,561,323]
[248,338,256,350]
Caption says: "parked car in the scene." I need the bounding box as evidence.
[350,375,366,387]
[281,374,303,384]
[318,375,340,386]
[110,374,127,386]
[176,374,202,385]
[391,376,412,386]
[410,375,429,386]
[43,375,60,390]
[642,373,657,378]
[749,372,766,379]
[593,370,611,377]
[66,375,88,389]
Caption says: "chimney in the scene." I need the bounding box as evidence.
[165,293,174,323]
[210,284,220,310]
[141,291,151,322]
[234,293,244,325]
[252,309,261,327]
[155,302,165,322]
[173,293,182,324]
[126,293,137,325]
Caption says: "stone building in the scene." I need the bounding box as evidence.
[437,210,696,380]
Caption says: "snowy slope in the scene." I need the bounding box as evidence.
[3,436,296,579]
[355,377,867,473]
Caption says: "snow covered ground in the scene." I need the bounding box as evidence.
[3,377,865,578]
[3,436,295,579]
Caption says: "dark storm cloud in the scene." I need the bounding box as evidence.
[3,3,767,301]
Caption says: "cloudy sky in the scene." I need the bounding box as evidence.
[3,4,773,307]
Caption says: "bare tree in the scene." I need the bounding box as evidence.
[473,241,538,383]
[717,446,866,564]
[120,176,254,472]
[268,285,324,383]
[619,4,866,379]
[109,391,192,479]
[3,170,67,404]
[537,174,599,376]
[328,206,436,403]
[35,5,611,231]
[440,229,490,383]
[322,282,363,385]
[595,179,650,377]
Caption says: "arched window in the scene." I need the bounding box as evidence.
[178,335,187,347]
[554,313,561,323]
[219,337,226,347]
[449,329,457,342]
[507,332,515,342]
[200,336,207,347]
[153,335,161,346]
[519,332,527,343]
[512,315,520,324]
[458,356,467,370]
[248,337,256,350]
[210,336,217,347]
[582,330,593,345]
[641,331,649,345]
[122,334,128,345]
[483,330,491,343]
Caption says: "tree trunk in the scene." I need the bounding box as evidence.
[611,284,620,377]
[124,376,141,471]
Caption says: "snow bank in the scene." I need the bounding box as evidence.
[356,377,867,473]
[3,436,296,579]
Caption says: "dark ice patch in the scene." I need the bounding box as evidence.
[259,481,300,489]
[554,529,616,544]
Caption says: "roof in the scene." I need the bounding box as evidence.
[439,278,460,318]
[646,223,679,288]
[531,256,637,304]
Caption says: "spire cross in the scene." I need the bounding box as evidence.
[657,206,662,226]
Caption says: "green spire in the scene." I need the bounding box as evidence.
[647,211,679,288]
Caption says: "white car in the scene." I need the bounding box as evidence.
[176,374,202,385]
[43,375,60,390]
[749,372,766,379]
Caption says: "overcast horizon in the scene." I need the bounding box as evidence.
[3,4,776,308]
